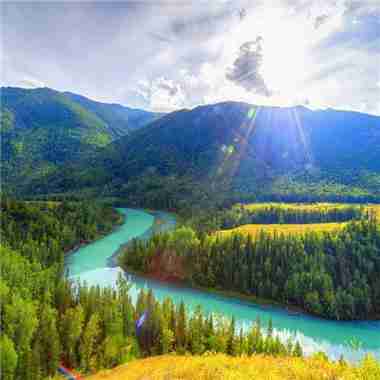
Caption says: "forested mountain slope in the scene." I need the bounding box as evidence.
[0,87,157,192]
[30,102,380,208]
[64,91,161,136]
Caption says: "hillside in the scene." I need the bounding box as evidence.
[28,101,380,207]
[64,91,161,136]
[88,353,380,380]
[0,87,157,193]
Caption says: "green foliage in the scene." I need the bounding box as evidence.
[80,313,101,372]
[0,335,18,380]
[1,198,123,266]
[167,226,199,254]
[0,199,123,378]
[1,108,14,132]
[60,305,84,367]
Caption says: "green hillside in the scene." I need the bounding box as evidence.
[64,91,162,137]
[1,87,156,193]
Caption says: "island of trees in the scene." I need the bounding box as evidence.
[120,211,380,320]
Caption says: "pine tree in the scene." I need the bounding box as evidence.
[60,305,84,367]
[160,313,174,354]
[0,335,18,380]
[38,304,61,377]
[293,341,303,357]
[176,301,187,352]
[227,317,236,355]
[80,313,101,373]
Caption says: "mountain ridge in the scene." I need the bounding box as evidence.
[2,87,380,206]
[19,98,380,208]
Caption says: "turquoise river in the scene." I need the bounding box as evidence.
[66,208,380,362]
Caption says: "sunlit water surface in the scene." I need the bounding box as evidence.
[66,208,380,362]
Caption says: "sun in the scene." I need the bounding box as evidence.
[260,21,309,100]
[225,6,314,106]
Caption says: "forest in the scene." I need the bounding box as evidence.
[0,199,302,380]
[120,215,380,320]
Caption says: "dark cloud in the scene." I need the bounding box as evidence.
[148,32,176,44]
[169,7,234,40]
[148,10,232,45]
[157,81,179,96]
[238,8,247,21]
[226,37,271,97]
[314,14,329,29]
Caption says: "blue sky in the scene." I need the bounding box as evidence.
[2,1,380,114]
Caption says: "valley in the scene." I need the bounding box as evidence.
[67,207,380,363]
[2,89,380,380]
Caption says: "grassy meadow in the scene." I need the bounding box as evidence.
[242,202,380,216]
[217,222,346,238]
[217,203,380,238]
[87,353,380,380]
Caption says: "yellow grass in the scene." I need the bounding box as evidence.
[242,202,380,217]
[87,353,380,380]
[243,202,352,212]
[370,204,380,218]
[217,222,346,238]
[214,203,380,238]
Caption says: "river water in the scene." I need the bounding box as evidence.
[66,208,380,362]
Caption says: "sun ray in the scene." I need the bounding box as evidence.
[213,106,261,190]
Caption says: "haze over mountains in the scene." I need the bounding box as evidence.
[1,87,380,206]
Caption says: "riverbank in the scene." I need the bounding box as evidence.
[122,265,380,322]
[107,209,176,267]
[122,266,315,317]
[64,209,125,262]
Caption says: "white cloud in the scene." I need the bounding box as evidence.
[19,76,46,89]
[2,1,380,115]
[136,77,186,112]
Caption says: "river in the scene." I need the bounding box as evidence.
[66,208,380,362]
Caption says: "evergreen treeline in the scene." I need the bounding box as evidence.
[121,218,380,320]
[0,200,302,380]
[133,290,303,358]
[1,198,123,267]
[218,205,364,229]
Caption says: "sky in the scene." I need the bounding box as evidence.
[1,1,380,115]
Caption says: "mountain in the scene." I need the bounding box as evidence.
[27,101,380,207]
[1,87,157,191]
[64,91,162,137]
